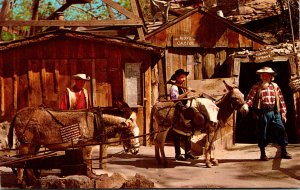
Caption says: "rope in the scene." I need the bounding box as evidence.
[45,109,69,127]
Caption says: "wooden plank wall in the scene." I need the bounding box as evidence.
[147,11,263,50]
[152,11,265,101]
[164,48,235,98]
[0,38,150,126]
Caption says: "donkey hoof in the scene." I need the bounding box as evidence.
[211,159,219,166]
[205,161,212,168]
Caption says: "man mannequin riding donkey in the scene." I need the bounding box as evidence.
[168,69,219,161]
[151,69,247,167]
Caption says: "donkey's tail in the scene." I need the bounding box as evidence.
[8,114,17,149]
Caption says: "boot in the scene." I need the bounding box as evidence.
[185,151,198,160]
[184,136,197,159]
[281,146,292,159]
[259,147,269,161]
[175,154,186,161]
[174,135,186,161]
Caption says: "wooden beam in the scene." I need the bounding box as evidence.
[130,0,145,40]
[102,0,138,19]
[47,3,72,20]
[0,19,143,26]
[106,5,115,19]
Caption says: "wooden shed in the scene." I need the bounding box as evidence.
[145,8,268,148]
[145,8,266,83]
[0,29,162,145]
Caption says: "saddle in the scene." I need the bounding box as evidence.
[172,102,205,136]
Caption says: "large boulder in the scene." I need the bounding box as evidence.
[94,173,126,188]
[33,175,93,189]
[121,173,155,188]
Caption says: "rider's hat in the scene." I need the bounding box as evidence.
[256,67,277,76]
[170,69,189,81]
[72,73,90,81]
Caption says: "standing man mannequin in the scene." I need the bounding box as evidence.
[169,69,196,161]
[244,67,292,160]
[60,73,90,110]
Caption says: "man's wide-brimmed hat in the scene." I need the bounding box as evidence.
[72,73,90,81]
[256,67,277,76]
[170,69,189,81]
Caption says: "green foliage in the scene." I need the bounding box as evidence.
[1,31,23,41]
[0,0,133,21]
[38,1,57,19]
[13,0,32,20]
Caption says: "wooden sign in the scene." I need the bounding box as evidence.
[172,36,200,47]
[253,49,274,63]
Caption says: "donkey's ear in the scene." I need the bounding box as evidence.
[223,80,233,91]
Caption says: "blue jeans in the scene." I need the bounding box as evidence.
[257,111,288,148]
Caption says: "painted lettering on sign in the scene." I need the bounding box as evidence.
[253,49,274,63]
[172,36,199,47]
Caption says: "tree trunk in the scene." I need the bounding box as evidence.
[0,0,11,40]
[30,0,40,35]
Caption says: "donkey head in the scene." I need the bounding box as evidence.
[121,112,140,155]
[223,80,246,112]
[113,97,132,119]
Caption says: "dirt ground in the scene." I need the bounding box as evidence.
[1,143,300,188]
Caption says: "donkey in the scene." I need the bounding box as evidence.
[151,81,246,167]
[7,107,140,187]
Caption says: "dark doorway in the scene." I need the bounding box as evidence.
[236,61,297,144]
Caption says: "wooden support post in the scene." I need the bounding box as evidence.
[41,60,46,104]
[91,60,96,107]
[56,12,65,29]
[0,75,4,116]
[99,144,107,169]
[27,60,34,106]
[13,73,18,114]
[157,58,166,100]
[54,62,59,93]
[0,57,3,116]
[144,65,151,146]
